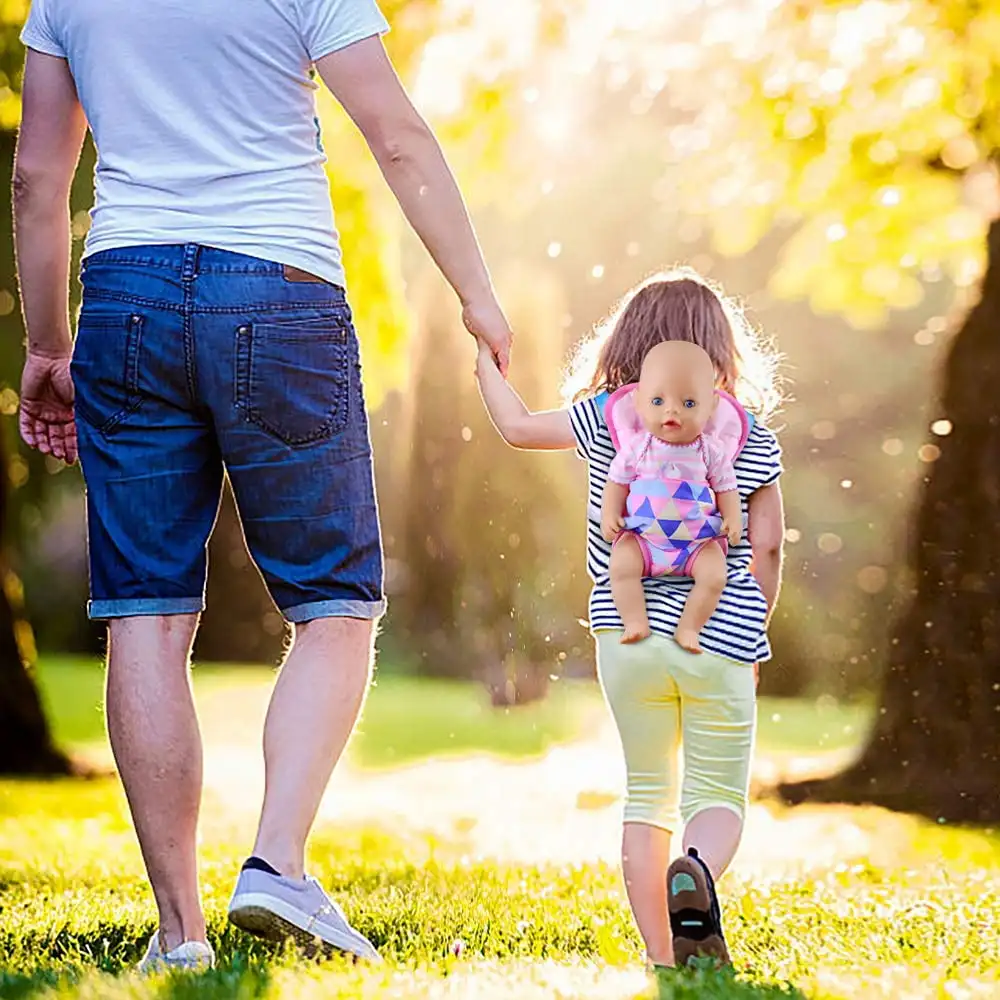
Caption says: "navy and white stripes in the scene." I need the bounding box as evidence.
[569,394,783,664]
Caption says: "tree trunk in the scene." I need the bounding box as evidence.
[780,220,1000,823]
[0,434,73,776]
[390,277,467,676]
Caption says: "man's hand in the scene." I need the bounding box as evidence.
[463,297,512,377]
[19,351,77,463]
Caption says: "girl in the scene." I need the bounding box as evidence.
[474,268,785,970]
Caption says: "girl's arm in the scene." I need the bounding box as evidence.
[747,481,785,621]
[475,341,575,450]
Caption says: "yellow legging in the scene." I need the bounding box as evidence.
[596,631,756,832]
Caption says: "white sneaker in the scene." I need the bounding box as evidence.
[137,931,216,973]
[228,865,380,961]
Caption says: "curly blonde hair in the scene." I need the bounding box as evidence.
[562,267,782,420]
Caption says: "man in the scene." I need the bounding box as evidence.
[14,0,512,972]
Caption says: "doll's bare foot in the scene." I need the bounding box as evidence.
[674,628,703,653]
[621,620,652,644]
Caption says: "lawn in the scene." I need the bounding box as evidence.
[1,778,998,999]
[3,661,995,999]
[30,658,872,767]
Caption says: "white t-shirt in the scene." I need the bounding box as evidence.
[21,0,390,288]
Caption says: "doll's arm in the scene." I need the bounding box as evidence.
[601,479,629,543]
[705,438,741,544]
[475,339,575,450]
[717,489,742,546]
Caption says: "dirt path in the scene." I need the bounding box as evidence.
[195,684,905,876]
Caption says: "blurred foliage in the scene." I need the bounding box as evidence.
[382,263,589,697]
[0,0,553,661]
[0,0,970,701]
[660,0,998,327]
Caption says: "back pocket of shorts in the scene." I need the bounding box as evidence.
[71,312,144,434]
[237,317,351,446]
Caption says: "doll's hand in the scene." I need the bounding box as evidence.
[601,512,625,543]
[723,518,742,546]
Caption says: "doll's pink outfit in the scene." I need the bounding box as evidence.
[604,385,750,577]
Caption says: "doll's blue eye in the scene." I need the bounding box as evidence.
[683,399,696,409]
[651,396,663,406]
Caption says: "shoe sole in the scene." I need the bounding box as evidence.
[228,892,379,962]
[666,857,730,967]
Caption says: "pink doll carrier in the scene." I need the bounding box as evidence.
[603,384,752,574]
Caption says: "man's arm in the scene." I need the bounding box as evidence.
[14,49,87,462]
[316,36,511,373]
[14,49,87,359]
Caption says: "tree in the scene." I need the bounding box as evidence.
[0,13,76,772]
[0,425,74,775]
[390,263,587,701]
[668,0,1000,820]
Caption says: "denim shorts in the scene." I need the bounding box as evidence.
[72,244,385,623]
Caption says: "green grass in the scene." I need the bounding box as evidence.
[1,778,998,999]
[31,658,872,768]
[32,658,595,768]
[2,666,996,998]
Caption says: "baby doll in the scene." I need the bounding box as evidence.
[600,341,746,650]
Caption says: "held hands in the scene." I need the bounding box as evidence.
[463,295,512,377]
[19,350,77,464]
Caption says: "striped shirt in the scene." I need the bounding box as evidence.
[569,393,783,664]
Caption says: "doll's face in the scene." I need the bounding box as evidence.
[636,341,718,444]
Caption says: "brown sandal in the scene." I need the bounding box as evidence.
[666,847,730,967]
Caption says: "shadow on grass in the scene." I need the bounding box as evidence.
[0,923,294,998]
[647,961,807,1000]
[0,957,274,1000]
[0,965,271,1000]
[0,971,66,1000]
[151,961,273,1000]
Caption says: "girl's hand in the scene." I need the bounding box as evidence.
[475,336,496,374]
[601,512,625,543]
[464,299,512,377]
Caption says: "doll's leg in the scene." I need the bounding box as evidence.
[610,534,652,644]
[674,542,727,654]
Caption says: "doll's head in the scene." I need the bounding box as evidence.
[636,341,718,445]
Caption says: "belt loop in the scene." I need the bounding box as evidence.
[181,243,201,281]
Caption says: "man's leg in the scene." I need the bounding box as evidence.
[251,616,373,878]
[106,614,207,951]
[70,251,225,960]
[202,262,385,957]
